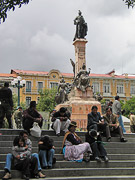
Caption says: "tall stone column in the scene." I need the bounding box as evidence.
[73,39,88,77]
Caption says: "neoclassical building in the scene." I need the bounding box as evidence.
[0,69,134,106]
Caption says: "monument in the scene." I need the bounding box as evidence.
[55,10,101,130]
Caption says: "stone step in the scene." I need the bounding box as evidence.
[7,176,135,180]
[1,168,135,178]
[1,160,135,169]
[1,154,135,161]
[0,129,135,138]
[0,147,134,154]
[0,141,133,148]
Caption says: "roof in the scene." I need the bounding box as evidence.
[10,69,135,79]
[0,73,17,78]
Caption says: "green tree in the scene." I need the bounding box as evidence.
[36,88,57,113]
[12,93,26,111]
[123,0,135,8]
[123,97,135,117]
[0,0,31,23]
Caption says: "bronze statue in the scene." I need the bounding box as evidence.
[55,78,72,104]
[73,10,88,41]
[74,63,91,92]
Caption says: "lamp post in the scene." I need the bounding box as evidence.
[11,76,26,107]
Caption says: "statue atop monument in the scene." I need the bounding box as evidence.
[73,10,88,41]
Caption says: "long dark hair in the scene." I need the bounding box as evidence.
[13,136,26,147]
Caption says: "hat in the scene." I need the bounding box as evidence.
[89,129,97,137]
[68,121,77,130]
[30,101,36,108]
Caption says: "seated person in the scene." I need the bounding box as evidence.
[87,106,111,141]
[12,136,38,180]
[2,130,45,180]
[38,135,55,169]
[130,112,135,133]
[103,107,127,142]
[85,129,109,162]
[62,121,92,162]
[51,107,71,136]
[23,101,43,134]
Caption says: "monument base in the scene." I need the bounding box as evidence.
[55,87,101,130]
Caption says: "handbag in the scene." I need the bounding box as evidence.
[30,122,41,137]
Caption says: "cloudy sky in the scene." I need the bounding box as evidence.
[0,0,135,75]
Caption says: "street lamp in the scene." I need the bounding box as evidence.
[11,76,26,107]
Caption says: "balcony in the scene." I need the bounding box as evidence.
[22,89,40,95]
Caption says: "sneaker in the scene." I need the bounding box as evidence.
[121,138,127,142]
[107,137,111,142]
[38,171,46,178]
[2,172,11,180]
[103,156,109,162]
[95,157,101,162]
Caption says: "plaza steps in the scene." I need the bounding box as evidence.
[0,130,135,179]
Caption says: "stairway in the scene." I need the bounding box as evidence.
[0,129,135,180]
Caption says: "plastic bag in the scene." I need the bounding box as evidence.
[30,122,41,137]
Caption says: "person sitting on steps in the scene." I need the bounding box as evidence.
[85,129,109,162]
[51,107,71,137]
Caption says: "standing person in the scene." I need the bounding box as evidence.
[38,135,55,169]
[103,107,127,142]
[22,101,43,134]
[12,136,38,180]
[129,112,135,133]
[51,107,71,137]
[87,106,111,141]
[85,130,109,162]
[0,82,13,128]
[112,96,126,133]
[62,121,91,162]
[14,106,23,129]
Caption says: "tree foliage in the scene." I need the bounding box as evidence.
[123,0,135,8]
[36,88,57,113]
[123,97,135,117]
[0,0,31,23]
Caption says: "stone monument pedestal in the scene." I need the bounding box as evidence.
[55,87,101,130]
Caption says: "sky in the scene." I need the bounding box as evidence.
[1,0,135,75]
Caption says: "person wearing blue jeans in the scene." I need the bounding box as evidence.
[38,135,55,169]
[2,130,45,180]
[112,96,126,134]
[39,149,55,168]
[118,114,126,133]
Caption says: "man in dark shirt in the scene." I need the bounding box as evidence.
[87,106,111,141]
[0,82,13,128]
[51,107,71,136]
[23,101,43,134]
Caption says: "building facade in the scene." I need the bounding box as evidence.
[5,69,135,106]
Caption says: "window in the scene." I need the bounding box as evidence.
[38,82,43,92]
[26,81,31,92]
[103,83,110,93]
[117,83,124,94]
[92,82,100,93]
[50,82,58,89]
[26,97,31,107]
[131,84,135,95]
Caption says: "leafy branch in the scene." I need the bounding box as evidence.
[123,0,135,8]
[0,0,31,23]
